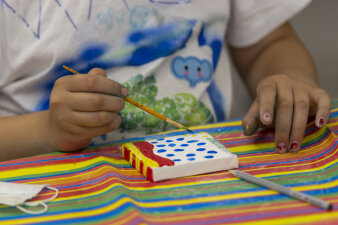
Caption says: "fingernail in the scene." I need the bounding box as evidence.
[316,117,325,127]
[243,123,254,136]
[277,143,287,153]
[289,141,299,153]
[262,112,272,124]
[242,123,248,135]
[121,87,128,97]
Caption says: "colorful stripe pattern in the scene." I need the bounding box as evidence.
[0,100,337,225]
[122,141,174,182]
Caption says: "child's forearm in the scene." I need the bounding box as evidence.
[0,111,55,161]
[229,22,317,97]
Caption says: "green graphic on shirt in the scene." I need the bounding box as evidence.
[119,74,214,133]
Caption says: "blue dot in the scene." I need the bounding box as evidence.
[197,142,206,146]
[207,151,217,154]
[180,144,189,147]
[166,154,175,157]
[157,138,165,141]
[166,140,174,143]
[186,153,195,157]
[197,148,206,151]
[188,158,195,161]
[187,140,198,143]
[157,149,166,153]
[174,149,184,152]
[156,144,166,147]
[205,155,214,159]
[151,141,158,144]
[174,159,181,162]
[168,143,176,147]
[176,138,185,141]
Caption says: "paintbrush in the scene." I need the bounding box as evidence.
[62,65,193,133]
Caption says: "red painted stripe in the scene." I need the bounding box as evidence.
[147,167,154,182]
[124,148,131,162]
[132,156,136,168]
[140,160,144,176]
[133,141,174,167]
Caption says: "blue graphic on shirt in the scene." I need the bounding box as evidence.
[2,0,43,39]
[206,39,225,121]
[207,80,226,121]
[171,56,213,87]
[127,22,194,65]
[198,25,222,71]
[184,24,225,120]
[36,21,195,111]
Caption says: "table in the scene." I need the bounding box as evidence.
[0,101,337,225]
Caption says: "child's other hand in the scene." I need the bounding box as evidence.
[47,68,127,151]
[242,74,331,153]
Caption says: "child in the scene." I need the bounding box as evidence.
[0,0,331,161]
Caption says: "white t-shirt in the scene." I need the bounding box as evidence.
[0,0,310,143]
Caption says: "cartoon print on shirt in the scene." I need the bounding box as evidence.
[171,56,213,87]
[170,21,214,87]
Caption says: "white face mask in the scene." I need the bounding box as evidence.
[0,181,58,215]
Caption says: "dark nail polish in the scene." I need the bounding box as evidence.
[243,124,247,135]
[289,141,299,153]
[318,117,325,127]
[277,143,286,153]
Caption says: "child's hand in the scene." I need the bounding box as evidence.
[242,74,331,153]
[47,68,127,152]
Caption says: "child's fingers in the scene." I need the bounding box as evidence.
[70,116,122,139]
[274,83,293,154]
[75,114,122,138]
[55,74,126,97]
[257,83,276,126]
[69,111,121,129]
[242,99,260,136]
[313,89,331,128]
[88,68,128,97]
[68,92,125,112]
[288,89,309,153]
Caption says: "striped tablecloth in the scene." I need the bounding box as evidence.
[0,101,337,225]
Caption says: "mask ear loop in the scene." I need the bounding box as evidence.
[39,186,59,203]
[15,186,59,215]
[16,202,48,215]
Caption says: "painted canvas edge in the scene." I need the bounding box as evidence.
[151,155,239,182]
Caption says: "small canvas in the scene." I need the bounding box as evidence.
[122,132,238,182]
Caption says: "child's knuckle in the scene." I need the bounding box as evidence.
[93,95,105,108]
[278,99,292,109]
[97,112,111,124]
[50,95,63,108]
[295,99,308,108]
[85,76,98,90]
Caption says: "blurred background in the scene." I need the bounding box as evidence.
[230,0,338,119]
